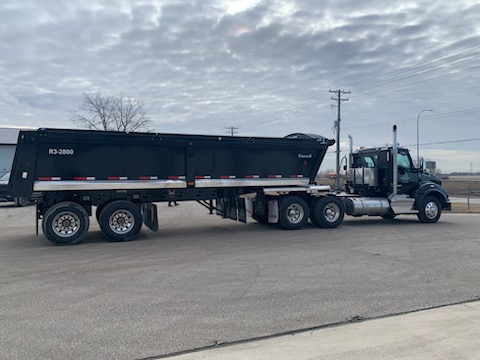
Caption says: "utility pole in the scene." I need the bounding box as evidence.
[225,126,239,136]
[330,89,350,190]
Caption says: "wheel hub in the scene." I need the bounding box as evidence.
[53,212,80,237]
[287,204,304,224]
[425,201,439,219]
[324,203,340,222]
[109,210,134,234]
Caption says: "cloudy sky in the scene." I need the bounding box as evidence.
[1,0,479,172]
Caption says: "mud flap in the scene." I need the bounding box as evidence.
[142,203,158,231]
[237,198,247,223]
[215,198,225,217]
[268,200,279,223]
[245,198,253,219]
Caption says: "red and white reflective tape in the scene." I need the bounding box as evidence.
[268,175,282,178]
[74,176,96,180]
[168,176,186,180]
[38,176,61,181]
[290,174,304,178]
[244,175,260,179]
[139,176,158,180]
[107,176,128,180]
[195,175,212,179]
[220,175,236,179]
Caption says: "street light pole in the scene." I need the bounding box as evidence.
[416,109,433,166]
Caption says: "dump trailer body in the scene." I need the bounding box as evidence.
[11,128,333,200]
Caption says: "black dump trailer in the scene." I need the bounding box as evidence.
[10,128,341,245]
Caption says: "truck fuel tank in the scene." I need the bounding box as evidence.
[344,197,390,216]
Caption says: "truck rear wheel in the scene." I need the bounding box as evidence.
[278,196,309,230]
[310,196,344,228]
[99,200,143,242]
[42,202,90,245]
[417,196,441,223]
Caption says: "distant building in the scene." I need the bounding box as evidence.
[0,128,21,177]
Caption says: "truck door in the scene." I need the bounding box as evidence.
[396,149,418,195]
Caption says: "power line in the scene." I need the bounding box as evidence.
[405,137,480,147]
[233,41,480,132]
[345,41,480,89]
[343,106,480,130]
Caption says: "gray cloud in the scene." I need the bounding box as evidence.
[0,0,479,171]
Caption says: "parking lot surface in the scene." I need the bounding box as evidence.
[1,202,479,359]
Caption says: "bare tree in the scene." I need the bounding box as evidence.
[68,91,152,132]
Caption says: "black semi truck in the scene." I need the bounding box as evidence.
[8,126,450,245]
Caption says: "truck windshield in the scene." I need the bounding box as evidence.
[397,150,412,169]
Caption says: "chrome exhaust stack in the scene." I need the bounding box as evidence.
[392,125,398,197]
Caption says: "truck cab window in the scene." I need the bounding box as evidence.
[397,151,412,169]
[363,156,375,168]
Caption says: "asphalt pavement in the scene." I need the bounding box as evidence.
[1,203,480,360]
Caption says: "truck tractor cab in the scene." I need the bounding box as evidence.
[347,146,425,197]
[343,126,451,223]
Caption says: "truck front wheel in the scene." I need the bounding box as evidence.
[99,200,143,242]
[42,202,90,245]
[278,196,309,230]
[310,197,345,228]
[417,196,441,223]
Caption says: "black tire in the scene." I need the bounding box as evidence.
[417,196,441,223]
[278,196,309,230]
[42,202,90,245]
[99,200,143,242]
[310,196,345,228]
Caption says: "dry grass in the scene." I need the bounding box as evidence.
[441,179,480,196]
[450,202,480,213]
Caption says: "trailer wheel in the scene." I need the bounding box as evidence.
[278,196,309,230]
[417,196,441,223]
[42,202,90,245]
[311,196,345,228]
[99,200,143,242]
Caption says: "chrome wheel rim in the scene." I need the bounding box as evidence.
[52,211,80,237]
[286,203,305,224]
[425,201,439,220]
[324,203,341,223]
[109,209,135,234]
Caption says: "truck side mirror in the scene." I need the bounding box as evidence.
[418,158,425,171]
